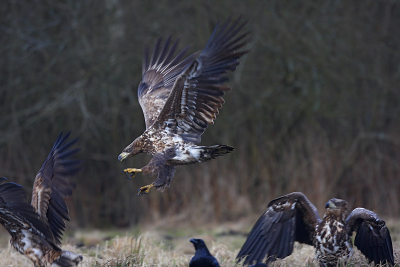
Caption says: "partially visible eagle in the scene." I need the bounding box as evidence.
[118,16,250,195]
[237,192,394,267]
[0,132,82,267]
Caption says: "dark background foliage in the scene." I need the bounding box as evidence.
[1,0,400,229]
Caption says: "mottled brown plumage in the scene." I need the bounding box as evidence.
[0,132,82,267]
[119,16,250,195]
[237,192,394,267]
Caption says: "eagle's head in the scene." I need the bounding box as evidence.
[118,136,144,161]
[325,198,350,220]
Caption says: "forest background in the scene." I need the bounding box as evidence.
[1,1,400,232]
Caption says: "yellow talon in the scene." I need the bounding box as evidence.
[123,168,142,179]
[138,184,154,196]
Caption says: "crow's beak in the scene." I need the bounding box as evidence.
[190,238,196,244]
[118,152,130,162]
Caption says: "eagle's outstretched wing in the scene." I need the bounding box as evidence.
[138,36,197,129]
[0,178,54,247]
[31,132,81,244]
[153,16,250,143]
[346,208,394,266]
[237,192,321,265]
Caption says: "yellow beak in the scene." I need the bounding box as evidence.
[118,152,130,162]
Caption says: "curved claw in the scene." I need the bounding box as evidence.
[137,184,154,196]
[123,168,142,180]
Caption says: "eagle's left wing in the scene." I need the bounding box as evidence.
[31,132,81,244]
[153,16,250,144]
[346,208,394,266]
[236,192,321,265]
[0,178,55,247]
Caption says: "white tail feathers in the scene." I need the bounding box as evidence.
[192,144,234,162]
[52,251,83,267]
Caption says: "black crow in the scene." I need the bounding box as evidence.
[189,238,220,267]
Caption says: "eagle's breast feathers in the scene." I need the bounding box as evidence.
[315,216,353,266]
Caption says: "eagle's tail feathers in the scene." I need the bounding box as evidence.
[52,251,83,267]
[194,145,234,162]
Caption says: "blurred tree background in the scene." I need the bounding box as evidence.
[1,0,400,229]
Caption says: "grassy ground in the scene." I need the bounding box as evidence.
[0,218,399,266]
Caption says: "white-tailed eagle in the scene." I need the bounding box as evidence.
[118,17,250,195]
[236,192,394,266]
[0,132,82,267]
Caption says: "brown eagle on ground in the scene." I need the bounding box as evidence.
[0,132,82,267]
[237,192,394,267]
[118,16,250,195]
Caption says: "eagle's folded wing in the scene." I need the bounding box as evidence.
[154,16,250,143]
[237,192,320,265]
[31,132,81,244]
[346,208,394,266]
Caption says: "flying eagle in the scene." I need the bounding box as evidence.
[236,192,394,266]
[118,16,249,195]
[0,132,82,267]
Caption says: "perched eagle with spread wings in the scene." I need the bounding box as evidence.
[0,132,82,267]
[237,192,394,267]
[118,16,250,195]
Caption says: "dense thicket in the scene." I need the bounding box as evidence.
[1,1,400,228]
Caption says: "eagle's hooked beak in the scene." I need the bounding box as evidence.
[118,152,130,162]
[325,201,336,209]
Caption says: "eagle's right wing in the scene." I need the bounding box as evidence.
[153,16,250,144]
[138,37,196,129]
[236,192,321,266]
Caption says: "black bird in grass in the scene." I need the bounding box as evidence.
[189,238,220,267]
[237,192,394,267]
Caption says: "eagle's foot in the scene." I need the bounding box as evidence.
[137,184,154,196]
[123,168,142,180]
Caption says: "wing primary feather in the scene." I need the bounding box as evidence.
[32,132,81,244]
[150,37,163,68]
[155,36,172,69]
[203,19,222,49]
[56,138,78,154]
[160,37,180,69]
[218,17,248,46]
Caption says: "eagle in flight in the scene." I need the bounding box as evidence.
[0,132,82,267]
[118,16,249,195]
[237,192,394,267]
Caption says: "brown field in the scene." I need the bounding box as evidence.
[0,218,399,266]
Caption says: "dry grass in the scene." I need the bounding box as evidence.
[0,222,399,267]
